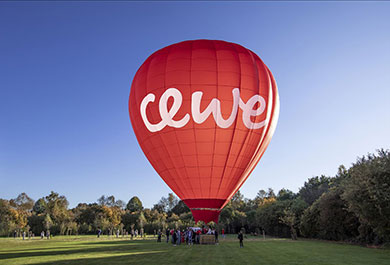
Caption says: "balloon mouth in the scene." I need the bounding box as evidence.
[183,199,226,224]
[190,209,221,224]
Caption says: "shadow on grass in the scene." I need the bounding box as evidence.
[27,251,167,265]
[0,240,164,260]
[80,239,153,246]
[0,246,84,253]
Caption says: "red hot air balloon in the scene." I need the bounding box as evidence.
[129,40,279,224]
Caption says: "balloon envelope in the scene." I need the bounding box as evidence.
[129,40,279,223]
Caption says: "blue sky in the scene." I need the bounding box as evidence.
[1,2,389,208]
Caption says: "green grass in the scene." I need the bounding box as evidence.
[0,235,389,265]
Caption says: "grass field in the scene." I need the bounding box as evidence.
[0,235,389,265]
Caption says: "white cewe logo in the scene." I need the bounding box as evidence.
[140,88,267,132]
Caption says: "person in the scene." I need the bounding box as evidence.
[97,228,102,238]
[172,229,177,246]
[46,230,50,239]
[187,229,193,245]
[176,229,181,245]
[14,230,17,239]
[166,228,170,243]
[196,229,201,244]
[22,231,26,240]
[116,229,119,238]
[238,231,244,248]
[135,229,138,237]
[157,229,162,242]
[41,231,44,239]
[215,229,219,244]
[170,229,174,243]
[222,228,225,239]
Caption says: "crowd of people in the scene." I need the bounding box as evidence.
[158,226,221,246]
[95,227,146,239]
[156,226,244,247]
[13,230,52,240]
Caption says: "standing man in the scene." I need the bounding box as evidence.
[172,229,177,246]
[166,228,170,243]
[197,229,202,244]
[187,228,192,245]
[238,231,244,248]
[177,229,181,245]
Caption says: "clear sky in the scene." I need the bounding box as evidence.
[1,2,389,208]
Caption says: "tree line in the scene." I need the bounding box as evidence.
[1,149,389,245]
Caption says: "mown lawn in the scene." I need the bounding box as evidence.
[0,235,389,265]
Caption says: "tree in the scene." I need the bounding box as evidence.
[167,193,178,212]
[122,211,139,232]
[171,200,190,215]
[298,175,331,205]
[0,199,16,236]
[254,188,276,207]
[33,198,46,214]
[30,191,71,235]
[98,195,116,207]
[255,189,267,201]
[96,205,122,234]
[73,203,103,234]
[230,190,245,211]
[277,189,296,201]
[45,191,70,234]
[300,187,359,241]
[10,193,34,212]
[9,193,34,233]
[153,193,178,213]
[219,197,247,234]
[44,214,53,231]
[299,202,320,238]
[138,212,147,229]
[256,199,290,238]
[279,208,297,240]
[318,188,359,240]
[126,196,143,212]
[28,214,45,235]
[290,197,308,236]
[115,200,126,209]
[341,150,390,244]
